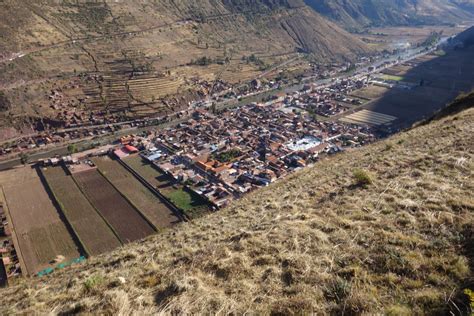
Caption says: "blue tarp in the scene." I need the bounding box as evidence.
[36,256,86,277]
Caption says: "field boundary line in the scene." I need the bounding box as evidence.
[94,168,159,232]
[35,167,89,259]
[39,168,92,257]
[70,172,125,245]
[0,185,29,276]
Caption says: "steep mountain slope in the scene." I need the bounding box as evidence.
[452,24,474,45]
[305,0,474,30]
[1,96,473,314]
[0,0,368,59]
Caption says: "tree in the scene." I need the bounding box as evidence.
[19,152,29,165]
[67,144,78,154]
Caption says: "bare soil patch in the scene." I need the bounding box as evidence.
[73,169,155,243]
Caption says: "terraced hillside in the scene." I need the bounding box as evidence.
[0,0,370,139]
[1,94,472,314]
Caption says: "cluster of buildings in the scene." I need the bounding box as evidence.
[285,78,367,117]
[117,96,377,207]
[0,47,390,160]
[0,112,179,159]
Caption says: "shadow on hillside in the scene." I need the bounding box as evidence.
[360,45,474,132]
[463,226,474,272]
[154,283,182,308]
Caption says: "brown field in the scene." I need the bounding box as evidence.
[92,156,180,229]
[73,169,155,243]
[381,65,411,77]
[0,167,80,275]
[342,47,474,129]
[41,166,122,256]
[349,85,389,100]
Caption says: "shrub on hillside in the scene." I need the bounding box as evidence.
[353,169,373,187]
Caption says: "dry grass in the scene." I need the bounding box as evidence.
[0,105,473,314]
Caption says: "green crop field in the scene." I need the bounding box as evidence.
[381,74,404,81]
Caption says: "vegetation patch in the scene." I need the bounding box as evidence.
[167,188,203,213]
[352,169,373,187]
[381,74,405,81]
[463,288,474,311]
[212,149,242,163]
[124,155,209,218]
[83,274,105,293]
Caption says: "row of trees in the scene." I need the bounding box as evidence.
[189,56,231,66]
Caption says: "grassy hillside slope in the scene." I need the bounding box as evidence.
[1,98,473,314]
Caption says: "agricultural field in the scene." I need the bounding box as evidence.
[380,65,412,77]
[342,47,474,129]
[0,167,80,275]
[124,155,177,190]
[357,25,465,51]
[349,85,389,100]
[92,156,181,229]
[41,166,122,256]
[73,169,155,243]
[380,74,404,82]
[124,155,209,218]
